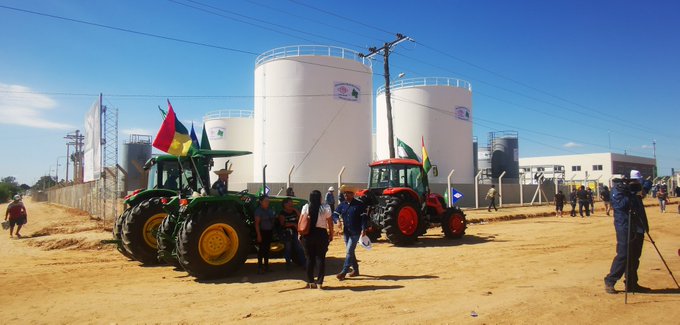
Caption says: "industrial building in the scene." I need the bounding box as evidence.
[519,153,656,186]
[375,77,474,184]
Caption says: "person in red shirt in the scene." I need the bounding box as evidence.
[5,195,27,238]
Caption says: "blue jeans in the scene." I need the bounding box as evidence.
[341,234,360,274]
[284,232,306,266]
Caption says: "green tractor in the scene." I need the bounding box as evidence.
[357,158,467,246]
[170,165,307,279]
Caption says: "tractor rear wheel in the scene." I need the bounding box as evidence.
[113,208,134,259]
[383,197,422,246]
[176,206,250,279]
[156,214,181,267]
[442,208,467,239]
[122,198,167,264]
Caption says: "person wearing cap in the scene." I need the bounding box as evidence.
[334,185,368,280]
[604,170,651,294]
[325,187,335,217]
[5,195,27,238]
[211,168,232,196]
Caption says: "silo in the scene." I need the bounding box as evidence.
[122,135,152,191]
[203,110,254,190]
[490,131,519,179]
[253,45,373,184]
[376,77,474,184]
[478,147,492,177]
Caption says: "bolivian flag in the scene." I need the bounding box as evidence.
[422,136,432,174]
[152,100,193,156]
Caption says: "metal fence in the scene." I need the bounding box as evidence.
[46,178,123,226]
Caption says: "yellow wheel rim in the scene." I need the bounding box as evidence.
[143,213,166,249]
[270,242,284,253]
[198,223,239,266]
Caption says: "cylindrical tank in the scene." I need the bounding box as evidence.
[203,110,254,190]
[478,147,492,177]
[490,131,519,179]
[122,135,152,191]
[376,77,473,184]
[253,45,373,184]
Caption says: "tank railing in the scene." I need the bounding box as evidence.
[376,77,472,95]
[255,45,372,68]
[203,110,254,120]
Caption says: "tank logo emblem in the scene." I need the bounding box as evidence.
[208,127,225,139]
[334,82,360,102]
[455,106,470,121]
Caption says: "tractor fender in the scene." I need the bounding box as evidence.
[382,187,420,204]
[426,193,447,216]
[126,189,177,207]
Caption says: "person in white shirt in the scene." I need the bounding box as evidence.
[299,190,334,289]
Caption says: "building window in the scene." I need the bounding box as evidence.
[593,165,603,171]
[537,167,545,171]
[572,166,581,171]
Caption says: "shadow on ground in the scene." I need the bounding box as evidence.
[396,234,501,248]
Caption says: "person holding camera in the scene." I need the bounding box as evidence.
[604,170,651,294]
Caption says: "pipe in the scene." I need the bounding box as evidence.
[447,169,455,208]
[474,170,483,209]
[498,171,506,207]
[595,175,602,200]
[519,171,525,206]
[337,166,346,192]
[286,164,295,190]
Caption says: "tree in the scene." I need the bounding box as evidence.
[32,175,57,190]
[0,183,11,203]
[0,176,20,202]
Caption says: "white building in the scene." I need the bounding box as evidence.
[520,153,656,185]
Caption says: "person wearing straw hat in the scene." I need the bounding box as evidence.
[604,170,651,294]
[211,167,232,196]
[334,185,368,280]
[5,195,27,238]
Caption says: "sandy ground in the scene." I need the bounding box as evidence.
[1,199,679,324]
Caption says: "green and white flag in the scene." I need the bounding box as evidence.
[397,138,420,161]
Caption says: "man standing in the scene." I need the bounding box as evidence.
[587,187,595,214]
[577,185,590,217]
[569,188,578,217]
[334,185,367,280]
[554,190,565,217]
[325,187,335,215]
[600,186,612,216]
[211,168,231,196]
[604,170,651,294]
[486,185,500,212]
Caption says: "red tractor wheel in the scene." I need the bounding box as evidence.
[442,208,467,239]
[383,197,422,245]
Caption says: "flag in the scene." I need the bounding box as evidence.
[152,100,193,156]
[422,136,432,173]
[397,138,420,161]
[200,122,212,150]
[189,122,200,150]
[158,106,167,120]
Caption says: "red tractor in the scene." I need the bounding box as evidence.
[357,158,466,246]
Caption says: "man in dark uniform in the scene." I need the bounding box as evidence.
[334,185,367,280]
[604,170,651,294]
[577,185,590,217]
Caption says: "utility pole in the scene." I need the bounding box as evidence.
[653,139,657,178]
[65,130,85,183]
[360,33,412,158]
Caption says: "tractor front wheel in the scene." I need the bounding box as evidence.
[442,208,467,239]
[176,206,250,279]
[156,214,181,267]
[383,197,422,246]
[122,198,167,264]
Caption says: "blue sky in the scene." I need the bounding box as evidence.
[1,0,678,185]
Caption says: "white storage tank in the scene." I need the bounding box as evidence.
[376,77,474,183]
[203,110,254,190]
[253,45,373,183]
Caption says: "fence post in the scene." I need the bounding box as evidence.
[447,169,455,208]
[498,171,506,207]
[474,170,483,209]
[519,171,525,206]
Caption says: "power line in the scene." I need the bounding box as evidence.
[0,4,258,55]
[288,0,394,36]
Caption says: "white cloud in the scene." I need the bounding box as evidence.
[0,83,73,129]
[641,144,653,149]
[121,128,154,136]
[563,142,583,148]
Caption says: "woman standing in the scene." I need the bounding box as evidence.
[254,196,275,274]
[4,195,27,238]
[300,190,333,289]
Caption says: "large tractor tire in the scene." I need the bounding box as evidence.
[122,198,167,264]
[156,215,181,267]
[176,206,251,279]
[383,197,423,246]
[113,209,134,259]
[442,208,467,239]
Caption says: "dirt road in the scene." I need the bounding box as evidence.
[1,200,678,324]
